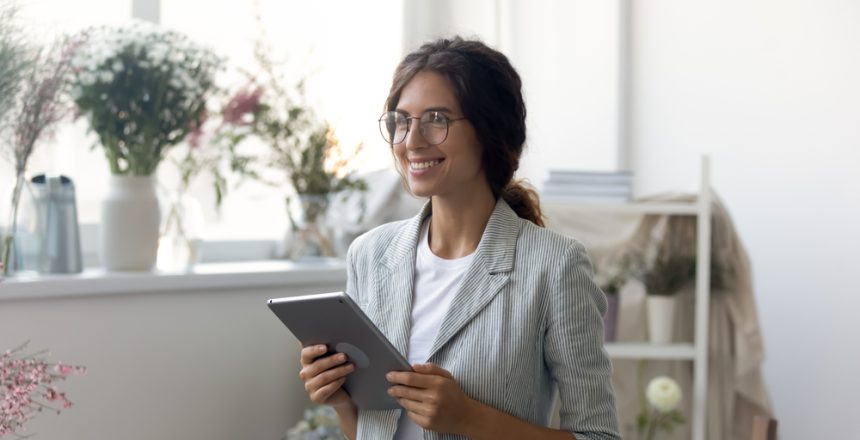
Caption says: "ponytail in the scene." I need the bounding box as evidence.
[501,179,544,227]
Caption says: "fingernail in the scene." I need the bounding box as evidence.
[386,373,393,381]
[338,354,347,361]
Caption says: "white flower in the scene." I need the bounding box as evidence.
[79,72,96,87]
[646,376,682,412]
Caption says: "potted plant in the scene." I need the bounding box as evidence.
[216,40,366,260]
[640,252,696,344]
[69,21,220,271]
[594,253,636,342]
[0,2,76,276]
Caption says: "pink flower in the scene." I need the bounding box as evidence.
[1,342,84,436]
[223,86,263,125]
[55,364,75,376]
[186,108,209,149]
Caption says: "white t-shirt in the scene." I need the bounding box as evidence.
[394,218,474,440]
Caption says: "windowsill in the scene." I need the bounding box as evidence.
[0,259,347,301]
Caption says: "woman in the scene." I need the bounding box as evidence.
[298,37,620,440]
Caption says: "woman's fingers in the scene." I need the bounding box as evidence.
[388,385,433,403]
[299,351,348,381]
[310,377,347,403]
[387,370,443,389]
[299,344,328,366]
[396,396,431,416]
[304,362,355,393]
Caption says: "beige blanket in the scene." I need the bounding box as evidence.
[543,193,772,440]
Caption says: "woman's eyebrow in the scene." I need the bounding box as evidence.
[424,106,453,113]
[393,106,454,115]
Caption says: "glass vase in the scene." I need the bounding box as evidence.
[156,190,204,272]
[281,194,336,261]
[1,173,37,277]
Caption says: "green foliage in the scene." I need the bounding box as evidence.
[209,36,366,229]
[642,254,697,296]
[0,1,31,133]
[637,407,686,440]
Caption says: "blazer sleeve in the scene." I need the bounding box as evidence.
[544,241,621,440]
[345,241,361,304]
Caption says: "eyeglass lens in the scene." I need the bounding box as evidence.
[379,111,450,145]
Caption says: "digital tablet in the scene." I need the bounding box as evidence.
[267,291,412,410]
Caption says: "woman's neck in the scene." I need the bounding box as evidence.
[428,187,496,260]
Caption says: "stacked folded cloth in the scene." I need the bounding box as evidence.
[540,169,633,203]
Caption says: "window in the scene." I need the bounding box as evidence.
[1,0,402,243]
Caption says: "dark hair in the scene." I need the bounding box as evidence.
[385,36,544,227]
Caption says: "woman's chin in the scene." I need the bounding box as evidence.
[408,185,433,198]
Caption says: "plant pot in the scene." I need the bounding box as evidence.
[646,295,677,344]
[100,175,160,271]
[604,293,620,342]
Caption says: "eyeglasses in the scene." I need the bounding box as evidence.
[378,110,467,145]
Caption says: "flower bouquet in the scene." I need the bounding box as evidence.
[1,341,86,437]
[69,20,220,176]
[69,21,220,270]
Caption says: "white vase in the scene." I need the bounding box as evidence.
[646,295,677,344]
[100,175,161,271]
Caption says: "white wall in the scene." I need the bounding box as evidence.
[631,1,860,438]
[0,278,343,440]
[402,0,621,186]
[405,0,860,438]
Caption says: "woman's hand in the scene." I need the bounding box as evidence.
[386,363,477,435]
[299,344,355,408]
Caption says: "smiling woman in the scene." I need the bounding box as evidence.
[297,37,621,440]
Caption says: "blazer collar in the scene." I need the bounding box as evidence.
[376,198,521,359]
[380,198,521,275]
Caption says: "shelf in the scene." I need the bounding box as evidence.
[542,200,699,215]
[0,259,347,301]
[605,342,696,360]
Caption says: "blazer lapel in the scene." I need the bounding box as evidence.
[427,200,520,359]
[375,201,432,357]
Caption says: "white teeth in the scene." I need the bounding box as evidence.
[410,160,442,170]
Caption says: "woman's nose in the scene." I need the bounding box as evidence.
[404,120,427,150]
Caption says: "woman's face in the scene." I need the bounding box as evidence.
[392,70,488,200]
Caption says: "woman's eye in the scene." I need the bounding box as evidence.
[429,111,446,123]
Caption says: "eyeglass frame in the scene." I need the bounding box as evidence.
[378,110,468,146]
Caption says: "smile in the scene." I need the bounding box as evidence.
[409,159,443,170]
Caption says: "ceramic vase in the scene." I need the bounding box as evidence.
[100,175,160,271]
[646,295,677,344]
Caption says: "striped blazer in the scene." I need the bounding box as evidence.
[345,199,620,440]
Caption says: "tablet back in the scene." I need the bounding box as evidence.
[268,291,411,410]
